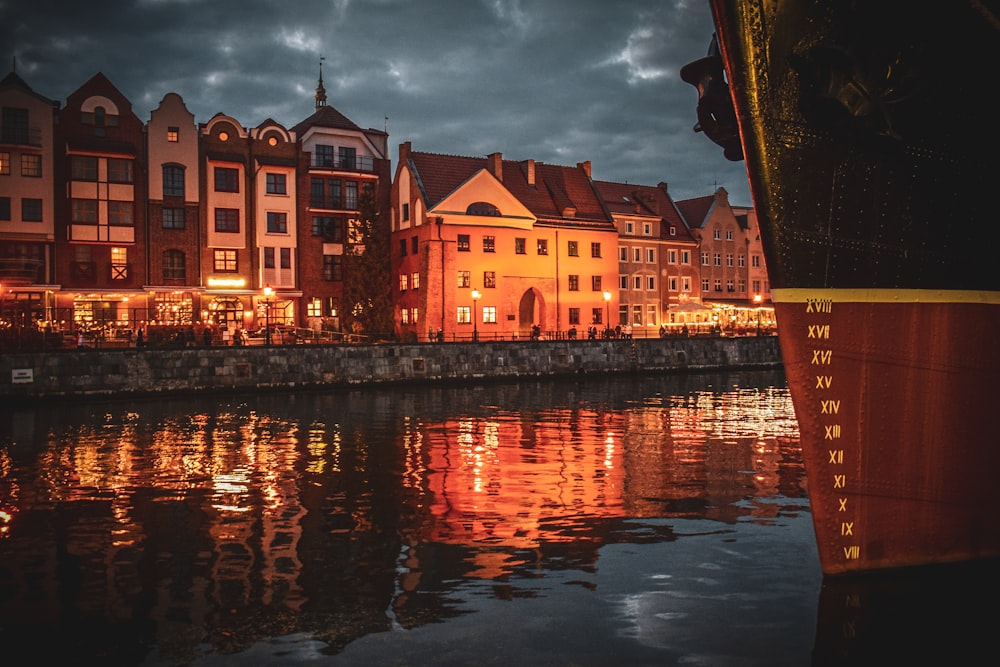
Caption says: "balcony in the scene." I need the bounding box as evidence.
[310,155,374,172]
[0,127,43,147]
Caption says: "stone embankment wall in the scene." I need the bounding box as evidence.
[0,336,782,402]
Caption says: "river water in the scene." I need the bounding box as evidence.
[0,370,988,666]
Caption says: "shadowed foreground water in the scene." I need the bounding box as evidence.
[0,370,992,666]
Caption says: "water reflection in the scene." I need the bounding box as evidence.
[1,371,813,664]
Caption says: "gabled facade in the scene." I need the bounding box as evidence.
[147,91,201,324]
[54,72,147,331]
[595,180,701,334]
[677,187,773,332]
[290,71,390,335]
[391,142,619,341]
[0,69,58,326]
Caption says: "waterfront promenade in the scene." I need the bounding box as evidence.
[0,334,780,401]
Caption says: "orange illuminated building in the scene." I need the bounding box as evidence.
[391,142,619,341]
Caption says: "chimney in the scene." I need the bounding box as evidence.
[577,161,591,178]
[488,152,503,181]
[399,141,411,162]
[523,159,535,186]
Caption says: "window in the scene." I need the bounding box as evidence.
[738,254,746,267]
[726,254,734,267]
[537,239,548,255]
[163,249,185,280]
[21,154,40,177]
[456,306,471,324]
[411,272,419,290]
[633,247,641,262]
[264,247,275,269]
[567,240,579,256]
[701,251,710,265]
[569,308,580,325]
[457,270,470,288]
[399,274,409,291]
[593,308,604,325]
[411,236,418,254]
[214,167,239,192]
[625,222,634,234]
[726,230,734,240]
[713,253,722,266]
[411,307,419,324]
[280,247,291,269]
[214,250,237,272]
[266,212,288,233]
[163,207,185,229]
[108,201,132,226]
[646,248,656,263]
[339,146,356,169]
[72,156,98,181]
[643,223,652,236]
[568,275,579,291]
[619,247,627,261]
[515,237,526,254]
[401,309,410,325]
[682,276,691,292]
[323,255,342,280]
[167,126,179,142]
[633,276,642,290]
[307,298,322,317]
[402,203,409,221]
[619,275,628,289]
[482,306,497,324]
[752,255,761,268]
[633,305,643,325]
[668,250,677,264]
[458,234,470,251]
[71,199,97,223]
[727,279,735,292]
[111,247,128,280]
[18,199,46,225]
[669,277,678,291]
[0,151,8,175]
[669,225,676,236]
[647,276,656,290]
[344,181,357,209]
[702,278,710,291]
[466,201,501,216]
[1,107,29,144]
[591,275,602,291]
[399,239,407,257]
[0,197,8,220]
[163,165,185,197]
[682,250,690,264]
[266,173,286,194]
[316,144,334,167]
[215,208,240,232]
[591,242,601,258]
[483,235,495,252]
[312,216,342,241]
[484,271,496,288]
[714,229,721,240]
[714,279,722,292]
[108,158,133,183]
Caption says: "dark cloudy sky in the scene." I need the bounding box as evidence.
[2,0,752,205]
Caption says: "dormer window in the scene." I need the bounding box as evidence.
[466,201,500,216]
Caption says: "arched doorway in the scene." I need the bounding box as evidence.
[517,288,545,337]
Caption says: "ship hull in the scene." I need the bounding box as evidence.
[704,1,1000,574]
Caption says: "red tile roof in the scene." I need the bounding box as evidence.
[594,180,696,241]
[408,150,614,227]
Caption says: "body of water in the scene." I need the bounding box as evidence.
[0,370,989,665]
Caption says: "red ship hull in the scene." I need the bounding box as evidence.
[775,290,1000,574]
[693,1,1000,574]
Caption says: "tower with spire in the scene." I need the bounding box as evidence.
[315,57,327,109]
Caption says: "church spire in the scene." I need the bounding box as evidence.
[315,57,327,109]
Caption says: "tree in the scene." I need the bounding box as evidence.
[341,182,395,340]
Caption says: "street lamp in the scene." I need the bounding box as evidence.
[263,286,272,346]
[603,290,612,334]
[471,288,481,342]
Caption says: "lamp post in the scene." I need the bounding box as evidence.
[263,287,272,346]
[471,288,481,342]
[602,290,612,335]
